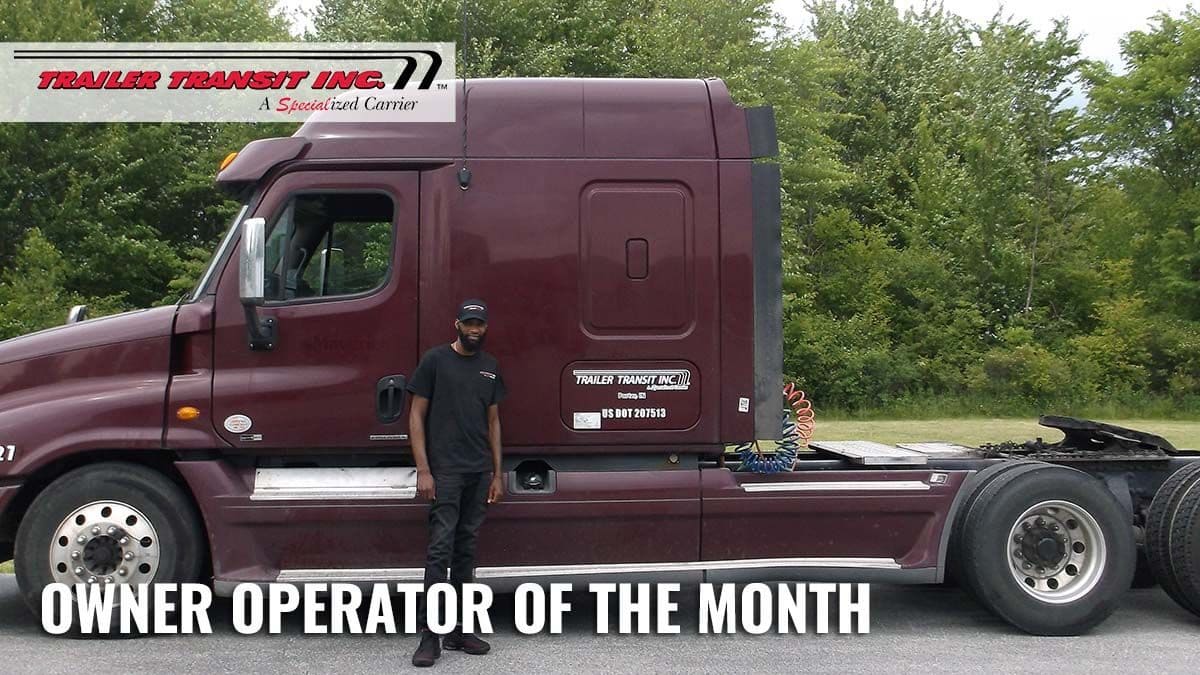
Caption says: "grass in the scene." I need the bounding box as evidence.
[1,561,11,574]
[815,395,1200,422]
[813,418,1200,449]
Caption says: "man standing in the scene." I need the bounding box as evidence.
[407,299,506,667]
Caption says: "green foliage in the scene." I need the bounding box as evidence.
[778,0,1200,414]
[1,0,1199,417]
[0,229,125,339]
[0,1,295,328]
[1084,8,1200,320]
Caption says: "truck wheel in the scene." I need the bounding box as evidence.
[960,464,1135,635]
[13,462,205,622]
[1146,462,1200,617]
[946,460,1044,585]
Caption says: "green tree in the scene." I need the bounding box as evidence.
[1085,9,1200,318]
[0,229,124,339]
[0,0,294,319]
[791,0,1095,409]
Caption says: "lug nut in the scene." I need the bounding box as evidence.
[1037,567,1045,574]
[77,535,87,544]
[91,526,101,535]
[1022,522,1032,530]
[87,576,97,584]
[1035,518,1045,527]
[1014,535,1024,543]
[70,551,80,560]
[118,537,129,546]
[104,577,113,584]
[1014,550,1023,558]
[74,566,84,575]
[1023,562,1032,570]
[118,568,127,577]
[1050,524,1059,531]
[124,552,134,561]
[107,526,118,536]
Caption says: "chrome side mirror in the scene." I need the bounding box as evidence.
[66,304,89,324]
[237,217,275,351]
[238,217,266,305]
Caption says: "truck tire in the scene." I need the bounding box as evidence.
[1146,462,1200,617]
[960,464,1135,635]
[13,462,205,624]
[945,460,1044,585]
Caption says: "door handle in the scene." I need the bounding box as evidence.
[376,374,407,423]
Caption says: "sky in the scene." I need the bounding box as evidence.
[277,0,1196,71]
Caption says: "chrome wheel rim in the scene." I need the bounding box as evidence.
[1007,499,1106,604]
[48,500,161,586]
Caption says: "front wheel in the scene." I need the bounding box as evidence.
[13,462,206,619]
[960,464,1135,635]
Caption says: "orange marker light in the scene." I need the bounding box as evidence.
[176,406,201,421]
[218,151,238,172]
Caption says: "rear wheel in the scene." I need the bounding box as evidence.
[1145,462,1200,613]
[945,460,1043,585]
[14,462,205,624]
[1146,462,1200,616]
[960,464,1134,635]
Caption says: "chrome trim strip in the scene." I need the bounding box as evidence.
[275,557,901,583]
[251,467,418,501]
[741,480,930,493]
[279,568,426,583]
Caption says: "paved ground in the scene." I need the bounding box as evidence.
[1,575,1198,674]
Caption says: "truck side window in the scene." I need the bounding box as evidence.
[262,192,394,301]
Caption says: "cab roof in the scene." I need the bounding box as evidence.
[217,78,761,185]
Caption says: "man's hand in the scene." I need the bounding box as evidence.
[487,474,504,504]
[417,470,436,501]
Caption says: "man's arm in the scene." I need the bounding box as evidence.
[487,403,503,503]
[410,394,435,500]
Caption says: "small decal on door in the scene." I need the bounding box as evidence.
[0,445,14,461]
[573,412,602,430]
[224,414,253,434]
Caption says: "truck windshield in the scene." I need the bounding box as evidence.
[187,203,250,303]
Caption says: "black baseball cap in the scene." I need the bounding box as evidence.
[457,299,488,322]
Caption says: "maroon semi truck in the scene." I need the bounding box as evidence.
[2,78,1200,636]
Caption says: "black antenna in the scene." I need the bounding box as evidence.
[457,0,472,190]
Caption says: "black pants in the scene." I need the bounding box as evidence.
[419,471,491,632]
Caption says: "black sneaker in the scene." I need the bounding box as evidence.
[443,630,491,655]
[412,630,441,667]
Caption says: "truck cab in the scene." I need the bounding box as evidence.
[0,76,786,592]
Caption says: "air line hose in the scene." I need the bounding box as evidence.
[735,383,814,473]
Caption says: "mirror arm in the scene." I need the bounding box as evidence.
[242,303,277,351]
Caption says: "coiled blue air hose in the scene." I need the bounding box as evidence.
[735,408,802,473]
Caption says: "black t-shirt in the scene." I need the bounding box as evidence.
[406,343,507,474]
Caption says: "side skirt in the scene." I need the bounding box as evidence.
[213,558,935,595]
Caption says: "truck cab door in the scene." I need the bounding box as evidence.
[210,170,419,449]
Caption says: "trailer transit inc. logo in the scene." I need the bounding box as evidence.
[0,43,455,123]
[573,368,692,391]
